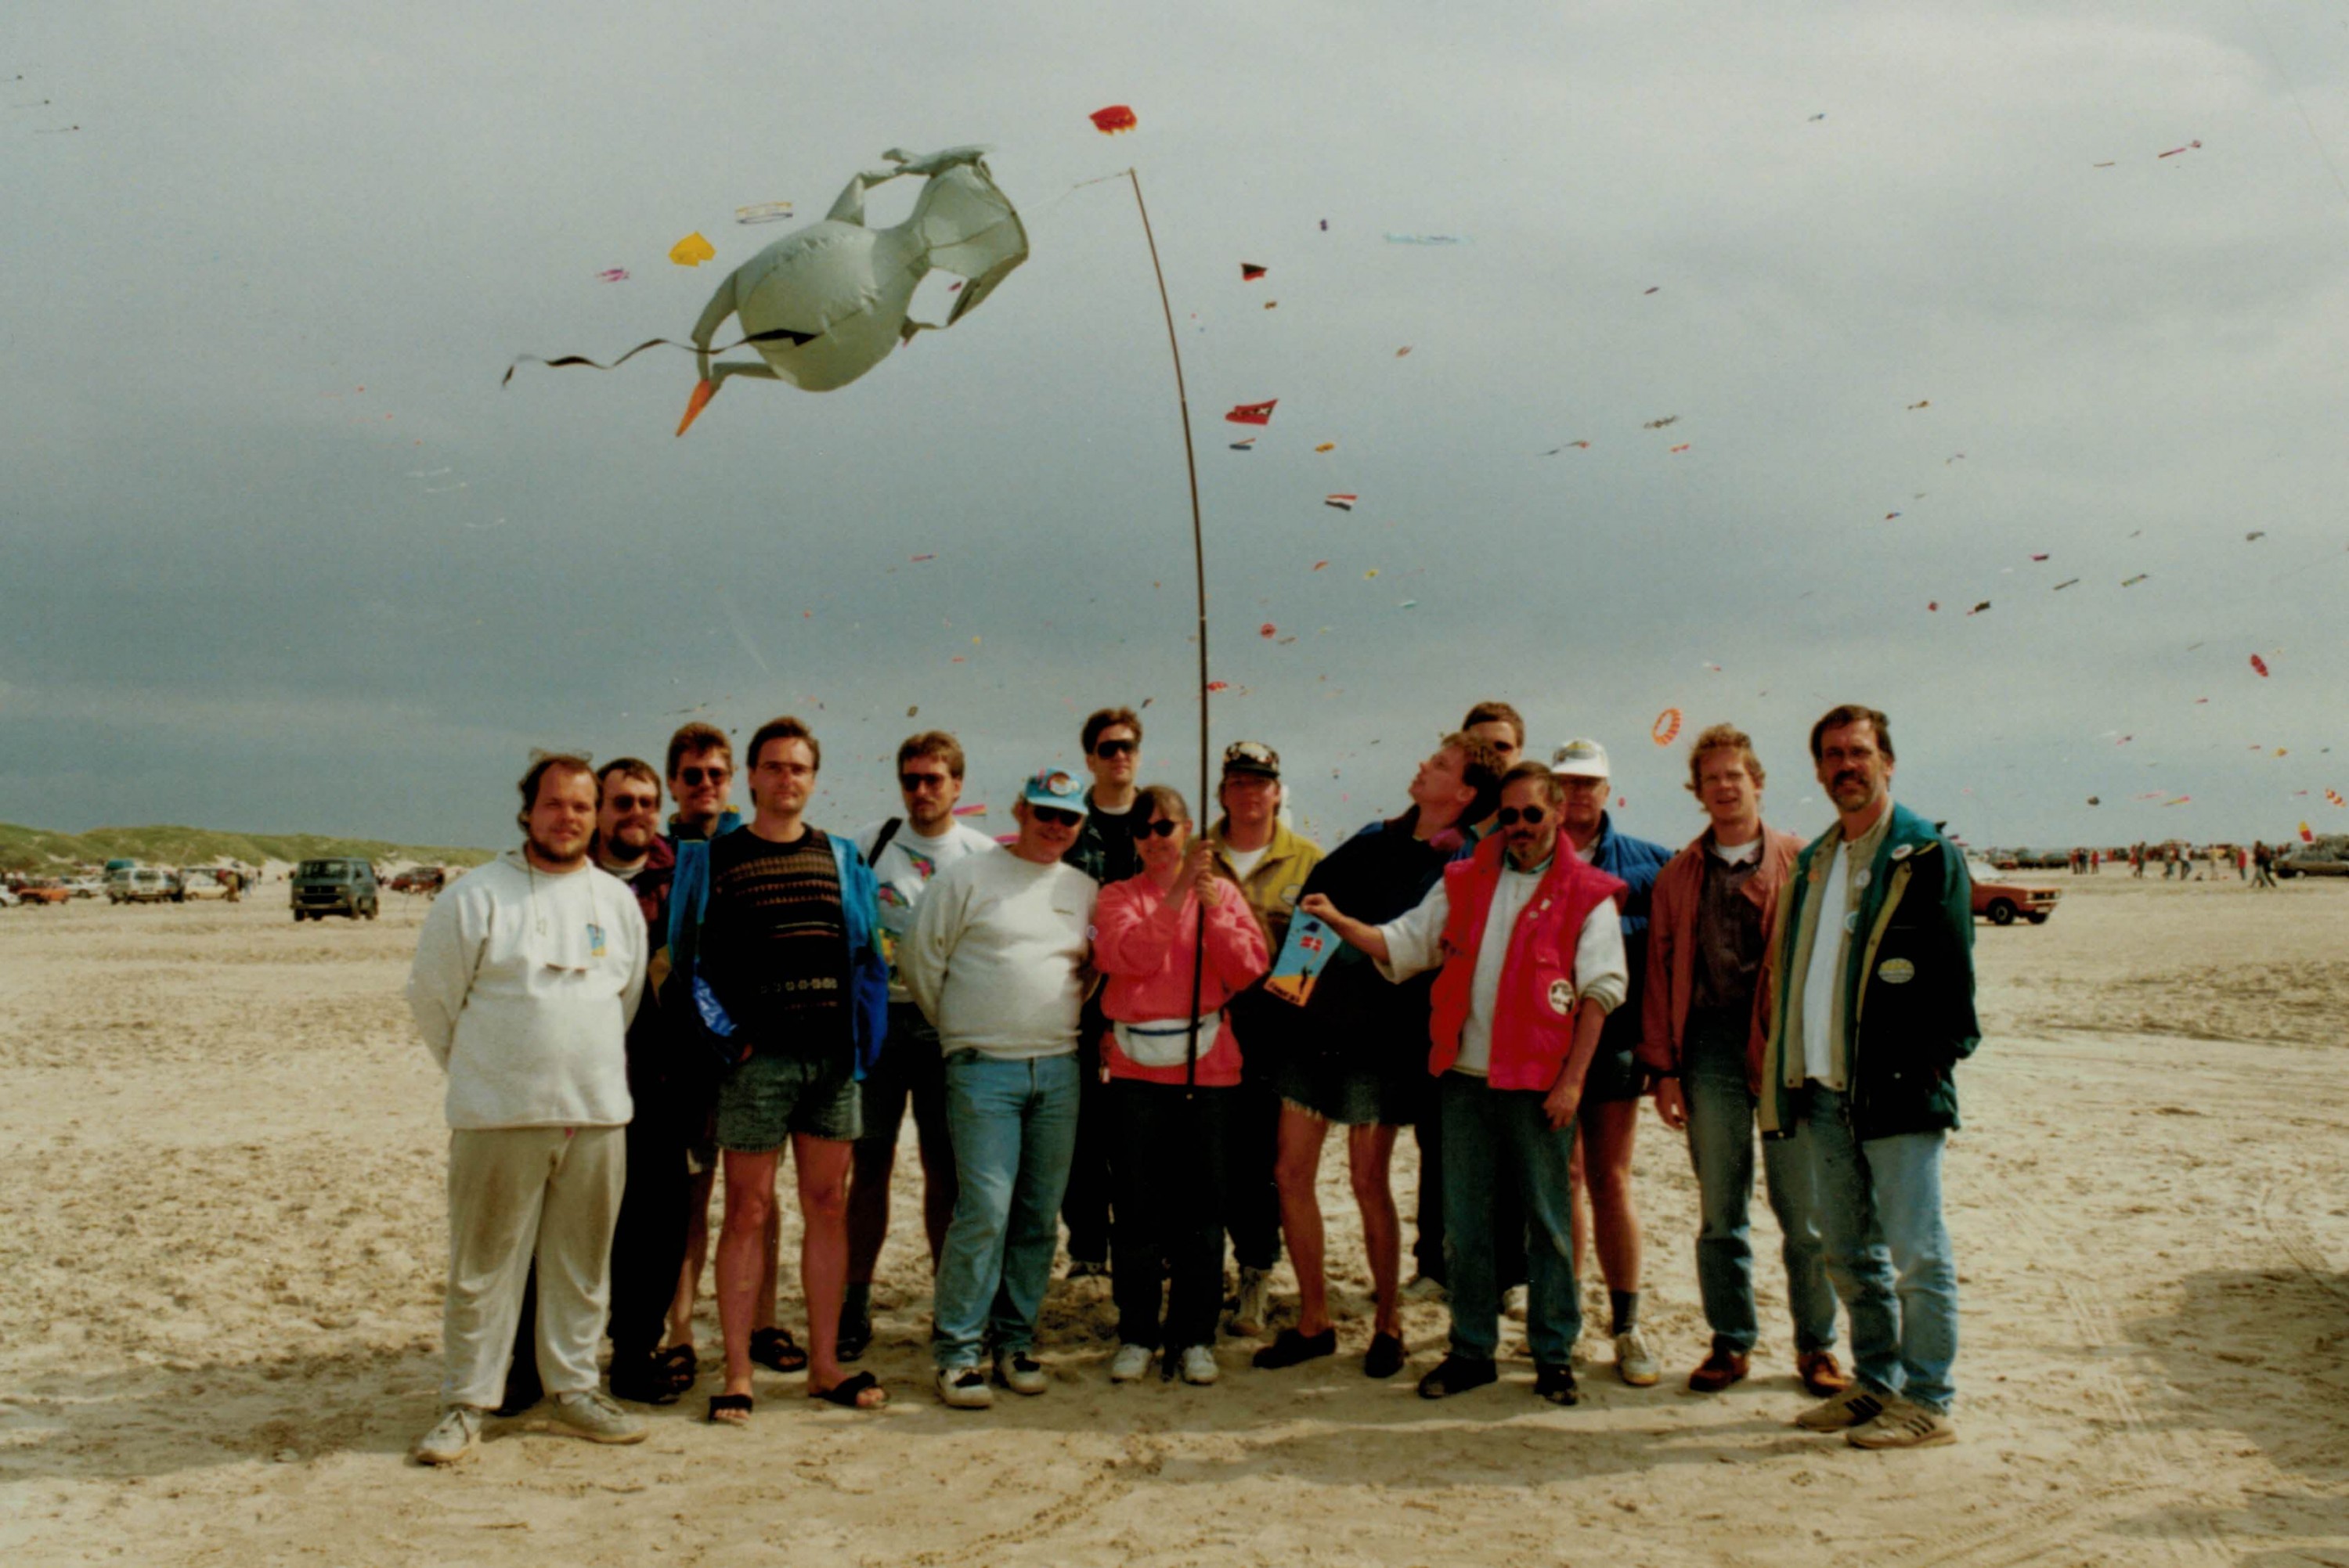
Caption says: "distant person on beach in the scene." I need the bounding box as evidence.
[404,753,648,1465]
[1759,705,1978,1451]
[1641,725,1849,1400]
[839,732,997,1361]
[901,767,1099,1408]
[1301,759,1626,1406]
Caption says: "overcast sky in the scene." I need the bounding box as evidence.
[5,0,2345,852]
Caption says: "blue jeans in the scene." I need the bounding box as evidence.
[1802,1085,1958,1411]
[1438,1072,1581,1365]
[933,1052,1081,1368]
[1683,1011,1838,1355]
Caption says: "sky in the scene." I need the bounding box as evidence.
[5,0,2347,852]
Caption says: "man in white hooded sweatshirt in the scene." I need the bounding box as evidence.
[406,754,649,1465]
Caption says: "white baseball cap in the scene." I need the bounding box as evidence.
[1550,738,1611,780]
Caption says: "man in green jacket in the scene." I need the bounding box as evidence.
[1758,705,1977,1450]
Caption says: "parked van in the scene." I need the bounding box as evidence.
[291,858,379,921]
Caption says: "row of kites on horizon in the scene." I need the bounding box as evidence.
[347,101,2328,826]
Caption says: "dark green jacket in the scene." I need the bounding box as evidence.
[1759,801,1979,1141]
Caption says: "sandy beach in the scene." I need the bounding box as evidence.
[2,873,2345,1566]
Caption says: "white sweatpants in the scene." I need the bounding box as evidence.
[441,1124,626,1409]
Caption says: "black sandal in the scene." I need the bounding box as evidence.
[1416,1355,1499,1400]
[749,1326,808,1374]
[705,1393,753,1425]
[653,1343,698,1380]
[809,1370,886,1410]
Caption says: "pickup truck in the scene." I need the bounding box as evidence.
[1965,860,2060,925]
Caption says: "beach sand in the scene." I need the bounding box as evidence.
[2,873,2345,1566]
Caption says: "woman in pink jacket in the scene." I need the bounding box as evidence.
[1093,784,1271,1386]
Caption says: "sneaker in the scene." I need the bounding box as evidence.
[1795,1384,1887,1432]
[1229,1266,1273,1336]
[1687,1346,1750,1393]
[1401,1273,1447,1303]
[994,1349,1048,1396]
[551,1390,648,1444]
[1178,1345,1220,1386]
[1614,1327,1662,1387]
[1846,1397,1957,1450]
[412,1406,482,1466]
[1109,1342,1153,1382]
[936,1365,994,1408]
[1065,1258,1110,1281]
[1502,1285,1529,1322]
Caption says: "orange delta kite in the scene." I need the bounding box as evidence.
[1226,399,1277,425]
[1090,105,1137,135]
[2250,654,2270,676]
[1651,708,1683,746]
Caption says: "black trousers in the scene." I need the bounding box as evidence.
[1110,1081,1243,1350]
[1060,1024,1114,1265]
[1413,1082,1525,1291]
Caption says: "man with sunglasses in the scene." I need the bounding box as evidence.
[1059,706,1146,1279]
[839,732,997,1360]
[1302,761,1627,1405]
[902,769,1100,1408]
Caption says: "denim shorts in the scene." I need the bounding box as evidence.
[714,1052,861,1152]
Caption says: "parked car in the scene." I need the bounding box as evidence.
[2274,845,2349,879]
[291,857,379,921]
[113,867,179,904]
[0,883,17,908]
[17,878,74,906]
[64,877,104,899]
[1965,860,2060,925]
[179,867,232,900]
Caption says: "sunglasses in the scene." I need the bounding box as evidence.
[1030,806,1083,829]
[1131,819,1180,838]
[1092,738,1137,759]
[608,794,662,813]
[1496,805,1548,827]
[900,773,953,791]
[677,766,730,786]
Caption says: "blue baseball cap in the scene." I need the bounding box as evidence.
[1018,768,1088,814]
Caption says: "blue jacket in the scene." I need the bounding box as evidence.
[669,820,891,1080]
[1581,813,1675,1069]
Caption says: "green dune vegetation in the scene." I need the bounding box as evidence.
[0,823,496,874]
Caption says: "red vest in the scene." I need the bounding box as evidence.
[1427,836,1626,1091]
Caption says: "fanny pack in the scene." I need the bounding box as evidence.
[1113,1012,1221,1069]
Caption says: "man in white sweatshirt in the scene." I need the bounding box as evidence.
[405,754,649,1465]
[900,767,1099,1408]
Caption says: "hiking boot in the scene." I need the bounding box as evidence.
[1687,1346,1749,1393]
[412,1406,482,1466]
[1109,1342,1153,1382]
[1797,1349,1853,1398]
[1795,1383,1887,1432]
[551,1390,648,1444]
[994,1350,1048,1396]
[1847,1397,1957,1450]
[936,1366,993,1408]
[1614,1327,1662,1386]
[1178,1345,1220,1386]
[1229,1266,1273,1336]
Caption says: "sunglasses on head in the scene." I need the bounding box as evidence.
[1496,805,1547,827]
[1131,818,1180,838]
[1030,806,1083,829]
[677,766,730,786]
[1092,738,1137,759]
[900,772,952,791]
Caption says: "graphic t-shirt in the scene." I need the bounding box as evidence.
[857,819,997,1002]
[703,827,849,1061]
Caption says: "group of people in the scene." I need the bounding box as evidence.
[403,697,1979,1464]
[2103,840,2283,884]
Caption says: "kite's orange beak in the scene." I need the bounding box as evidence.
[676,379,716,437]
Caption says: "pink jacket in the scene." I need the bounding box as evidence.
[1094,873,1270,1087]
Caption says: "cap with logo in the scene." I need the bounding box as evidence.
[1018,768,1088,814]
[1221,740,1281,780]
[1549,738,1611,780]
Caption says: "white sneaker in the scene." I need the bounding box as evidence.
[412,1406,482,1465]
[1109,1342,1153,1382]
[1401,1274,1448,1303]
[1846,1396,1958,1450]
[936,1365,994,1408]
[1229,1266,1273,1336]
[994,1349,1048,1396]
[551,1389,647,1444]
[1614,1327,1662,1387]
[1502,1285,1529,1322]
[1178,1345,1220,1386]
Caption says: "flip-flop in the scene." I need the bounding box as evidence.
[705,1393,753,1426]
[654,1344,698,1380]
[749,1326,808,1374]
[809,1371,887,1411]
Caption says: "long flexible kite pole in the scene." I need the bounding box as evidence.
[1122,168,1213,1095]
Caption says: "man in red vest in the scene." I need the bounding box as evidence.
[1301,761,1628,1405]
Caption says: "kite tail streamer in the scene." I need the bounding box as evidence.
[1124,167,1213,1095]
[500,327,816,387]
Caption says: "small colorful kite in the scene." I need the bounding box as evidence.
[1091,105,1138,135]
[1324,495,1357,510]
[2246,530,2266,540]
[1205,679,1229,693]
[1907,400,1930,410]
[734,201,793,224]
[1644,287,1660,295]
[1651,708,1683,746]
[2030,553,2049,561]
[1395,347,1412,357]
[1644,415,1679,429]
[595,269,630,283]
[2251,654,2270,676]
[669,232,716,267]
[1314,442,1337,452]
[1312,560,1329,571]
[2300,822,2316,843]
[910,553,936,562]
[1670,444,1691,453]
[1967,601,1991,615]
[1260,622,1277,639]
[2157,139,2202,157]
[2054,578,2080,589]
[1240,263,1268,280]
[1885,512,1902,521]
[2121,574,2149,586]
[951,803,987,816]
[2087,796,2101,806]
[1229,436,1257,451]
[2328,788,2346,807]
[1226,399,1278,425]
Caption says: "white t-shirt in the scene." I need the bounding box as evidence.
[1801,842,1851,1085]
[1224,842,1271,881]
[1708,835,1763,866]
[857,818,997,1002]
[900,849,1099,1059]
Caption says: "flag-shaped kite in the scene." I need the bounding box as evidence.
[1324,494,1357,511]
[1240,262,1268,280]
[1226,399,1278,425]
[1091,105,1137,135]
